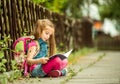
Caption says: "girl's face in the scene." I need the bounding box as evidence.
[41,26,54,41]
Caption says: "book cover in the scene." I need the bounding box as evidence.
[49,49,73,60]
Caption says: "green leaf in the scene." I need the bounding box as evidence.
[0,52,4,59]
[2,59,7,64]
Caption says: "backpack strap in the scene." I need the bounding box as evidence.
[25,39,33,55]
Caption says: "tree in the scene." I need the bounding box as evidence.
[99,0,120,32]
[31,0,66,14]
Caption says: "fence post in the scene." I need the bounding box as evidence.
[81,17,93,47]
[11,0,17,41]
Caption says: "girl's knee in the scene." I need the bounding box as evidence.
[61,59,68,68]
[53,57,62,64]
[53,57,68,65]
[53,57,68,69]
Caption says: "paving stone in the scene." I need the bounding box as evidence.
[66,51,120,84]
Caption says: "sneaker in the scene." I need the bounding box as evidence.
[61,68,67,76]
[47,70,61,77]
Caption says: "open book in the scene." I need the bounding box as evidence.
[49,49,73,60]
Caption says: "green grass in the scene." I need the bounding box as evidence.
[68,47,97,65]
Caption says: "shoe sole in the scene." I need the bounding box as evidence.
[48,70,61,77]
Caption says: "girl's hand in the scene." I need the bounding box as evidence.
[40,57,49,64]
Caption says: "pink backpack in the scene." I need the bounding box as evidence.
[13,36,36,76]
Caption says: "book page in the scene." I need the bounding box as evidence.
[49,49,73,60]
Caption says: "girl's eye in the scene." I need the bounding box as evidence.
[46,32,50,35]
[46,32,49,34]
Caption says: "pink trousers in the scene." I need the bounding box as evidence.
[42,57,68,74]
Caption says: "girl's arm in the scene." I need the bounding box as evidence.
[26,46,49,65]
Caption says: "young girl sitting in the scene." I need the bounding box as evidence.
[26,19,68,77]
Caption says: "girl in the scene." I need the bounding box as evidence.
[26,19,68,77]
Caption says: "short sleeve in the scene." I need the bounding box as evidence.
[28,41,37,49]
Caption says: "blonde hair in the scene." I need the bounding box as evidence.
[33,19,56,56]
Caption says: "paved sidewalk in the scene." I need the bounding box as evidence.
[66,51,120,84]
[9,51,120,84]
